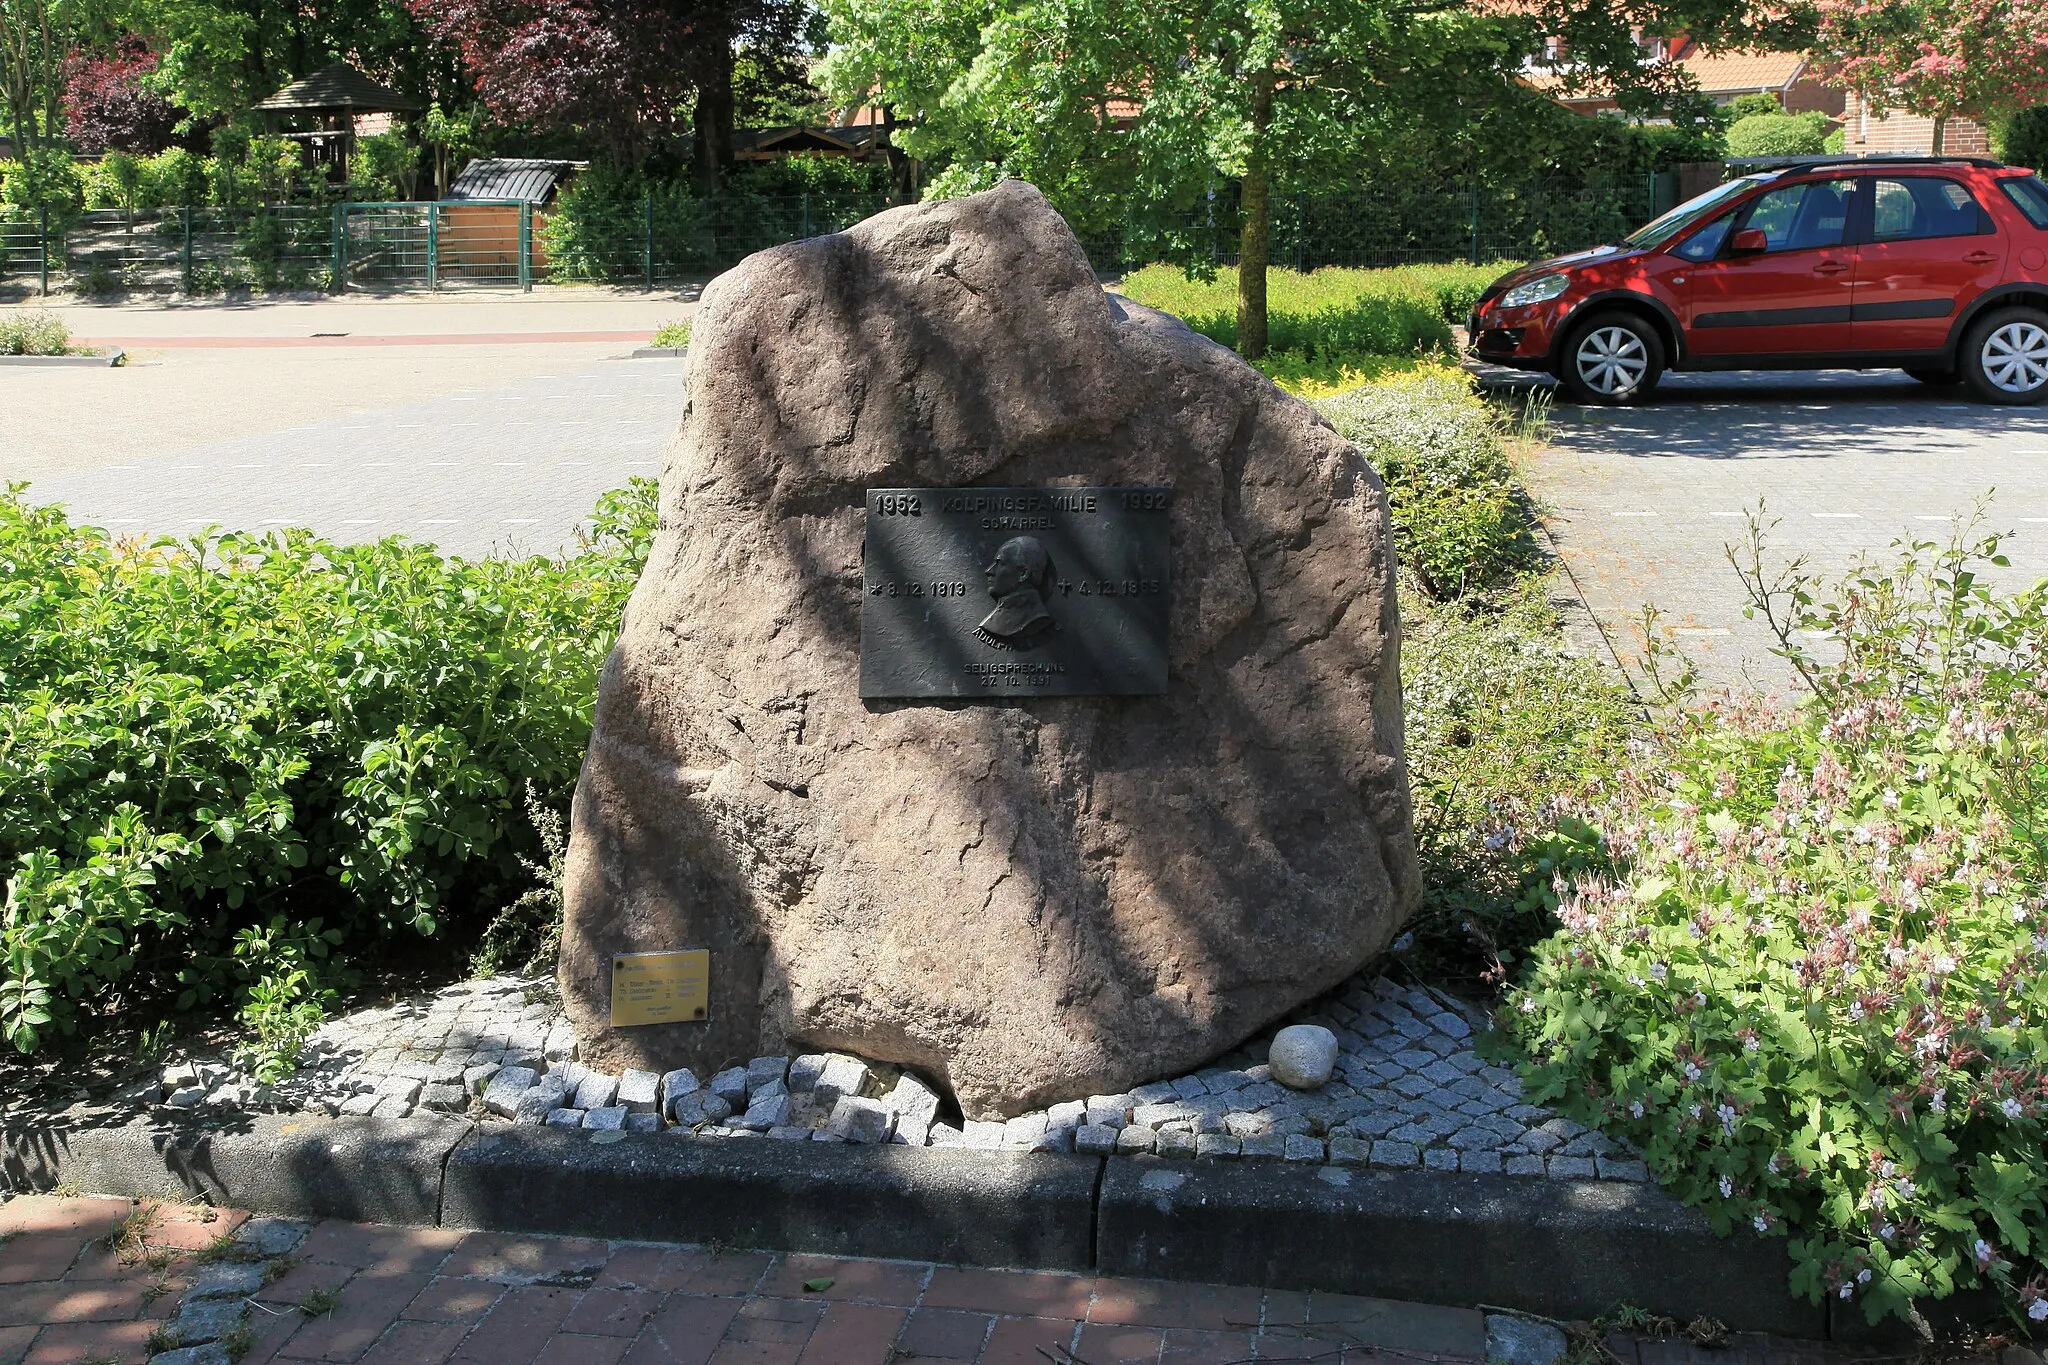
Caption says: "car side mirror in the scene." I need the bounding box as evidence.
[1729,227,1769,255]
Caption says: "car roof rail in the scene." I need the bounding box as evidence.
[1723,153,2007,173]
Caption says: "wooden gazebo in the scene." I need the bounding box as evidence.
[253,63,420,184]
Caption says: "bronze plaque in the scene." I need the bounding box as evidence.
[860,487,1172,697]
[609,950,710,1026]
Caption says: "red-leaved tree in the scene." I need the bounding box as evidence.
[64,39,186,154]
[1813,0,2048,153]
[407,0,695,164]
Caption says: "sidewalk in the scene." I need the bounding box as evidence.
[0,1193,1880,1365]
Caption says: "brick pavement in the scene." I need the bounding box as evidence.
[0,1194,1890,1365]
[1520,369,2048,688]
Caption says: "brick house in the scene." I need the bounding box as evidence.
[1537,40,1844,119]
[1837,91,1992,156]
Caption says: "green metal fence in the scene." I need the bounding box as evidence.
[0,176,1675,296]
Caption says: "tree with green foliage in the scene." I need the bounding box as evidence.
[1997,106,2048,171]
[821,0,1806,360]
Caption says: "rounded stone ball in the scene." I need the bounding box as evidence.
[1268,1024,1339,1090]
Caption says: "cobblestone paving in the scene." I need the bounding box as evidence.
[1519,370,2048,687]
[0,1195,1885,1365]
[148,971,1643,1182]
[18,357,684,560]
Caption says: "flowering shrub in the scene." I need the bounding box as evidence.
[1508,522,2048,1325]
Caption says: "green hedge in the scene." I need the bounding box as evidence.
[0,480,656,1058]
[1314,369,1541,600]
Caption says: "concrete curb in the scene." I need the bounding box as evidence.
[0,347,124,367]
[7,1115,1828,1333]
[627,346,687,358]
[1097,1158,1820,1337]
[1,1113,466,1225]
[443,1127,1099,1271]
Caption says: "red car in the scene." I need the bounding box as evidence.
[1469,155,2048,405]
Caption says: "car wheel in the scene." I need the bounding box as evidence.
[1960,307,2048,404]
[1904,367,1961,385]
[1559,312,1664,405]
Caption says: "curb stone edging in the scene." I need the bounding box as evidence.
[0,347,124,367]
[1,1112,466,1224]
[443,1123,1099,1269]
[627,345,687,358]
[5,1112,1831,1335]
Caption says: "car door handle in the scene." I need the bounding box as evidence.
[1813,261,1850,275]
[1963,251,1997,264]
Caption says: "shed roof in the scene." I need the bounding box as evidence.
[254,63,421,113]
[443,158,581,205]
[731,125,883,158]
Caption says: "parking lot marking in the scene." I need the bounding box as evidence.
[422,518,461,524]
[1611,511,1657,517]
[502,518,540,524]
[1706,511,1745,518]
[1812,512,1861,519]
[340,518,379,524]
[1675,627,1733,636]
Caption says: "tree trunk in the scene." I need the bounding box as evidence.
[1236,71,1275,362]
[1931,114,1947,155]
[691,34,736,196]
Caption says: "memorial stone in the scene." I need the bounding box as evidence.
[560,179,1418,1118]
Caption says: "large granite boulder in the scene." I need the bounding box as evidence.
[559,180,1419,1119]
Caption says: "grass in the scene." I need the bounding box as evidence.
[651,319,691,349]
[1117,261,1519,389]
[97,1203,156,1264]
[299,1285,342,1317]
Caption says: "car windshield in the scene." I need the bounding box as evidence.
[1623,176,1768,250]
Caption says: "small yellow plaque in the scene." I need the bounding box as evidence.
[609,950,710,1027]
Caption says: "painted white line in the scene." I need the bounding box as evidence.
[429,461,460,467]
[1612,511,1657,517]
[302,463,332,469]
[2023,517,2048,523]
[501,518,540,525]
[1675,627,1733,636]
[555,461,590,467]
[102,517,140,523]
[421,519,461,524]
[493,462,525,467]
[232,463,266,469]
[260,518,293,524]
[1705,511,1745,518]
[365,463,395,468]
[340,518,378,524]
[1812,512,1861,519]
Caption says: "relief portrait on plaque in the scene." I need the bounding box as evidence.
[975,536,1059,650]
